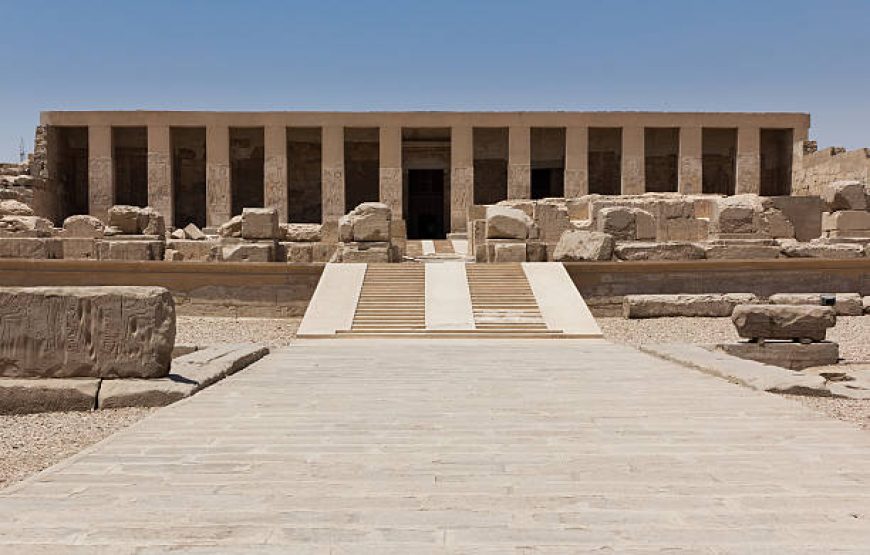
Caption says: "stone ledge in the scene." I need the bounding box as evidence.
[717,341,839,370]
[0,378,99,414]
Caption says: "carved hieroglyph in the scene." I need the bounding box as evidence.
[0,286,175,378]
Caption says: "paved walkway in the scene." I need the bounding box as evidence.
[2,339,870,552]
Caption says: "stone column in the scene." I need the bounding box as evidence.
[508,126,530,199]
[321,126,345,223]
[206,125,231,227]
[379,126,402,220]
[736,127,761,195]
[450,126,473,233]
[621,126,645,195]
[791,126,808,194]
[147,125,172,225]
[264,125,288,222]
[564,126,588,198]
[88,125,113,222]
[678,126,702,195]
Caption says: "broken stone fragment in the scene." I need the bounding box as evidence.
[0,199,34,216]
[281,223,321,242]
[485,205,531,240]
[241,207,279,240]
[731,304,836,342]
[62,214,105,238]
[218,215,243,238]
[108,205,143,234]
[183,222,206,240]
[821,180,867,211]
[551,230,614,261]
[0,215,53,237]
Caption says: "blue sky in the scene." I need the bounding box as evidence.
[1,0,868,161]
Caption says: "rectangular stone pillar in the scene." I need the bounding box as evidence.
[88,125,113,222]
[379,126,402,220]
[147,125,172,225]
[206,125,231,227]
[736,127,761,195]
[564,126,588,198]
[264,125,288,222]
[678,126,702,195]
[791,126,808,194]
[621,126,644,195]
[450,126,473,232]
[508,126,530,200]
[321,126,345,223]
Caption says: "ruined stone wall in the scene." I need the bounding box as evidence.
[795,143,870,196]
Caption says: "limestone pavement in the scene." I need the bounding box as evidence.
[1,339,870,552]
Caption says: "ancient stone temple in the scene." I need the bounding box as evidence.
[33,111,809,238]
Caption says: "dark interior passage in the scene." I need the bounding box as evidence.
[230,127,265,216]
[530,127,565,199]
[406,169,445,239]
[54,127,89,224]
[644,128,678,192]
[287,128,322,223]
[171,127,207,229]
[702,128,737,195]
[113,127,148,207]
[588,128,622,195]
[473,127,508,205]
[344,128,379,212]
[760,129,793,196]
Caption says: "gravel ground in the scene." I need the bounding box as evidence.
[600,315,870,430]
[0,408,153,490]
[176,316,300,348]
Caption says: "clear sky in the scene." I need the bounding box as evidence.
[1,0,869,161]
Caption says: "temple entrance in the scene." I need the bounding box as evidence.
[406,169,446,239]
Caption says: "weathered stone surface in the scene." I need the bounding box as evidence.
[614,241,705,261]
[241,207,279,240]
[0,237,61,258]
[0,286,175,378]
[759,208,795,239]
[731,304,836,342]
[525,241,547,262]
[822,210,870,232]
[864,295,870,314]
[139,207,165,236]
[108,205,142,234]
[97,240,163,261]
[332,242,390,263]
[714,195,762,234]
[0,199,34,216]
[821,180,867,211]
[533,202,570,243]
[164,249,183,261]
[170,228,185,240]
[311,242,336,262]
[62,215,104,238]
[337,215,353,242]
[282,223,321,242]
[624,293,758,318]
[221,242,273,262]
[166,239,217,262]
[704,243,781,259]
[0,215,53,237]
[61,238,97,260]
[183,223,206,240]
[488,240,527,262]
[281,242,313,263]
[0,378,99,414]
[352,210,390,242]
[718,341,840,370]
[769,292,864,317]
[597,206,656,240]
[217,215,242,238]
[485,205,530,240]
[552,230,614,261]
[781,241,864,259]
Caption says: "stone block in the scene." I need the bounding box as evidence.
[334,242,390,263]
[221,242,273,262]
[183,223,206,240]
[97,240,163,261]
[282,223,321,242]
[731,304,836,342]
[658,217,709,242]
[0,199,34,216]
[282,241,313,263]
[352,211,390,242]
[0,286,175,378]
[166,239,218,262]
[170,228,185,240]
[338,215,353,242]
[311,242,336,262]
[822,180,867,211]
[717,342,839,370]
[139,207,165,236]
[769,292,863,317]
[485,205,530,240]
[768,196,824,242]
[241,207,279,240]
[0,378,99,414]
[781,242,864,259]
[704,243,781,259]
[0,237,61,259]
[822,210,870,232]
[526,241,547,262]
[62,215,104,238]
[714,195,762,234]
[108,205,142,233]
[552,230,614,261]
[0,215,53,237]
[62,238,98,260]
[218,214,243,238]
[624,293,758,318]
[614,241,705,261]
[533,202,570,243]
[487,240,526,263]
[596,206,655,240]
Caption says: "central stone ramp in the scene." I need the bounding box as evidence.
[299,262,602,338]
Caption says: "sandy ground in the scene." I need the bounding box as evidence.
[599,316,870,430]
[175,316,300,348]
[0,408,153,490]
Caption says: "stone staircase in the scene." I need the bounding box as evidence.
[339,265,426,336]
[466,265,557,334]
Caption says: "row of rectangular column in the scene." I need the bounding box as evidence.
[86,124,777,229]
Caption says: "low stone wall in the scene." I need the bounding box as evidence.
[0,260,324,318]
[565,258,870,315]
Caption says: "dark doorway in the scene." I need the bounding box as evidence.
[113,127,148,207]
[531,168,563,199]
[407,169,445,239]
[760,128,793,196]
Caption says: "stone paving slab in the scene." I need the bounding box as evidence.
[1,339,870,551]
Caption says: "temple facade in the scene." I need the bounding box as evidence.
[34,111,809,238]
